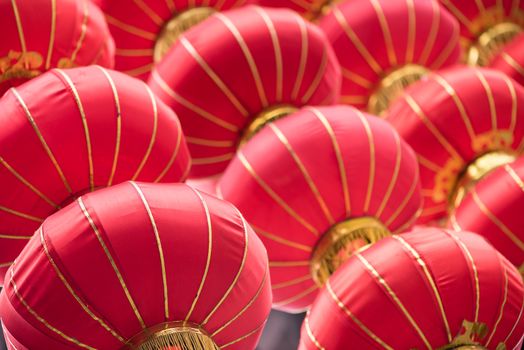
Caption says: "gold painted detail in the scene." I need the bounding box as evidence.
[439,320,507,349]
[0,50,43,83]
[129,322,219,350]
[368,64,428,116]
[467,22,522,66]
[472,130,514,152]
[310,217,390,286]
[450,151,516,209]
[238,105,298,148]
[154,7,216,62]
[431,156,464,203]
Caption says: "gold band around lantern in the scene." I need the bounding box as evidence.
[310,217,391,286]
[467,22,522,66]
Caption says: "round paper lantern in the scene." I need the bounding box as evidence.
[440,0,523,66]
[490,33,524,87]
[0,182,271,349]
[0,66,191,282]
[450,156,524,275]
[386,66,524,223]
[300,228,524,350]
[318,0,461,115]
[148,5,341,178]
[213,105,422,312]
[100,0,247,81]
[0,0,114,96]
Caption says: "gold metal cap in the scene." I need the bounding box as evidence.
[128,322,219,350]
[467,22,522,66]
[154,7,216,63]
[310,217,391,286]
[368,64,429,116]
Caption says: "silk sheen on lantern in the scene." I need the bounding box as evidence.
[0,66,190,282]
[148,5,341,177]
[214,105,422,312]
[100,0,247,80]
[450,156,524,275]
[318,0,461,115]
[0,0,114,96]
[0,182,271,349]
[491,33,524,87]
[386,66,524,223]
[300,228,524,350]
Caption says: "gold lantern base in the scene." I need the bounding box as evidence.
[467,21,522,66]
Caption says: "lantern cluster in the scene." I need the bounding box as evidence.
[0,0,523,349]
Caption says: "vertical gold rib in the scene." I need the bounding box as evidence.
[270,123,335,225]
[0,205,44,222]
[406,0,416,63]
[301,49,327,104]
[370,0,397,66]
[95,67,122,187]
[132,0,163,26]
[292,15,308,100]
[105,15,157,40]
[130,182,169,320]
[132,85,158,180]
[45,0,57,69]
[502,74,517,134]
[505,164,524,191]
[333,6,382,74]
[219,321,266,348]
[502,53,524,79]
[376,131,401,218]
[11,88,72,194]
[256,7,283,101]
[304,312,325,350]
[393,236,452,342]
[238,151,319,235]
[356,254,432,349]
[0,233,32,239]
[154,118,183,182]
[8,268,97,349]
[202,207,248,326]
[419,0,440,65]
[0,157,59,209]
[475,70,498,133]
[503,293,524,343]
[440,0,474,33]
[430,23,459,69]
[252,224,312,252]
[69,0,88,65]
[39,227,126,343]
[11,0,27,52]
[165,0,175,12]
[309,107,351,216]
[78,197,146,329]
[485,255,509,346]
[185,188,213,322]
[385,164,419,226]
[326,281,394,350]
[273,284,318,308]
[355,111,375,212]
[55,70,94,192]
[341,68,374,89]
[216,13,268,107]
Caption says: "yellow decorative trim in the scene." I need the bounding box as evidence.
[239,105,298,147]
[467,22,522,66]
[0,51,43,83]
[310,217,390,286]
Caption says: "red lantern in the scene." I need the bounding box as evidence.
[490,33,524,87]
[0,182,271,349]
[211,105,422,312]
[300,228,524,350]
[99,0,247,81]
[0,0,115,96]
[317,0,461,115]
[148,6,341,178]
[386,66,524,223]
[248,0,325,19]
[450,156,524,276]
[0,66,190,282]
[439,0,524,66]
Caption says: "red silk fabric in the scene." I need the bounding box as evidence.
[100,0,246,81]
[0,0,114,96]
[386,66,524,223]
[491,33,524,87]
[248,0,323,18]
[148,6,341,177]
[0,182,272,349]
[318,0,461,110]
[300,228,524,350]
[210,105,422,312]
[0,66,190,282]
[450,157,524,273]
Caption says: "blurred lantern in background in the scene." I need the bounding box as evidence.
[0,0,115,96]
[386,67,524,224]
[149,6,341,177]
[440,0,523,66]
[317,0,461,115]
[300,228,524,350]
[450,156,524,277]
[208,105,422,312]
[0,66,190,282]
[490,33,524,87]
[0,182,271,349]
[99,0,248,80]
